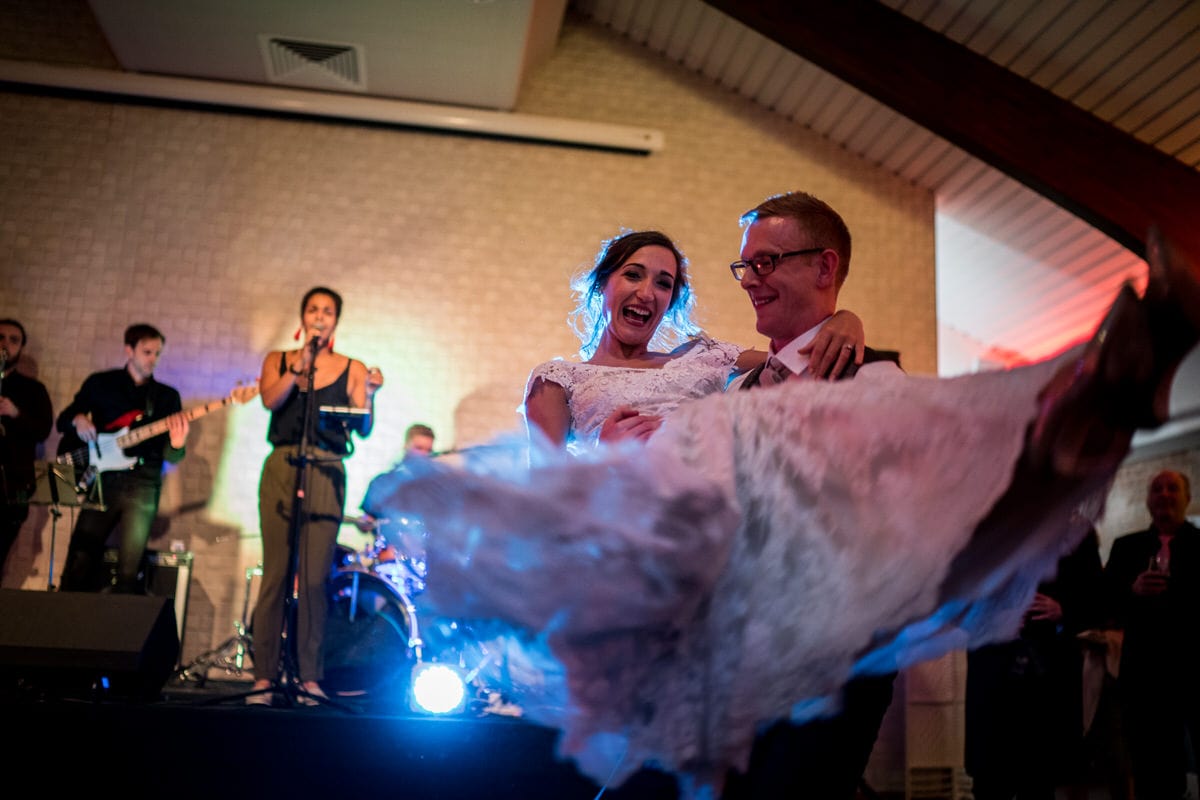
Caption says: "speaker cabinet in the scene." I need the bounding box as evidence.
[102,548,193,662]
[0,589,179,700]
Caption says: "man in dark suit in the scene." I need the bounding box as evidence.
[965,527,1104,800]
[1103,469,1199,800]
[721,191,901,799]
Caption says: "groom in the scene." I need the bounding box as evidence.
[727,191,901,389]
[723,191,901,799]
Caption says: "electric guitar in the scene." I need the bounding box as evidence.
[58,384,259,474]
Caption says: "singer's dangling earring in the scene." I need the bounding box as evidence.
[327,335,335,351]
[293,327,302,341]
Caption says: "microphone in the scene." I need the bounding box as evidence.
[309,324,325,351]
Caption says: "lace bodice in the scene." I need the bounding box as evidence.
[525,337,743,448]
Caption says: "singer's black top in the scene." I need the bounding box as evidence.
[266,359,352,455]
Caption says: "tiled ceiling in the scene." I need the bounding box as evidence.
[577,0,1200,361]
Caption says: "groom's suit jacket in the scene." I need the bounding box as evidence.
[728,345,901,390]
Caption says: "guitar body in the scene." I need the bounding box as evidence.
[56,383,259,480]
[63,429,140,473]
[105,409,144,432]
[57,410,145,473]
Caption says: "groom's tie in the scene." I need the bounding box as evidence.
[761,355,793,386]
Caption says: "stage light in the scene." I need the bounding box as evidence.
[410,662,467,715]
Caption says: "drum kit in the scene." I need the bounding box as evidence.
[319,515,517,714]
[179,514,519,716]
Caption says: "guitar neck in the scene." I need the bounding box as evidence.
[116,396,235,448]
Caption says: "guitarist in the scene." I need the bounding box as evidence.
[56,323,189,594]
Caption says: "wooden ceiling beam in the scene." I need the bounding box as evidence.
[703,0,1200,260]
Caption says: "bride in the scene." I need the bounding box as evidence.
[383,226,1199,799]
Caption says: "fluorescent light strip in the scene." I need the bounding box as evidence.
[0,59,664,154]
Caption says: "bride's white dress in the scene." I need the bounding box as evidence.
[385,338,1112,798]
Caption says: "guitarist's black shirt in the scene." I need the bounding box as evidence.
[55,367,185,479]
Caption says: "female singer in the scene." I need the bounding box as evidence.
[247,286,383,705]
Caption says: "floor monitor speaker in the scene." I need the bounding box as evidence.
[0,589,179,700]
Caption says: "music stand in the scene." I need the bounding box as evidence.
[28,461,105,591]
[319,406,371,434]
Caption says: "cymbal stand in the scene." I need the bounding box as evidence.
[174,563,261,685]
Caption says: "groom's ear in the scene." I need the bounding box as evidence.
[814,249,839,289]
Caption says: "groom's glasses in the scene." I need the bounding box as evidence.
[730,248,825,281]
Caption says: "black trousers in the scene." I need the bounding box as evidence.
[1,502,30,578]
[721,671,897,800]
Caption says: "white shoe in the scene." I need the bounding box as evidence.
[297,682,328,707]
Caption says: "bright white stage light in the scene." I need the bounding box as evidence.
[410,662,467,715]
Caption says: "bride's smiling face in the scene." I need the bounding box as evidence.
[601,245,679,346]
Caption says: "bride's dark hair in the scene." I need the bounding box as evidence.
[569,229,700,359]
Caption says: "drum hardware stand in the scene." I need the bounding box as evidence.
[174,563,261,685]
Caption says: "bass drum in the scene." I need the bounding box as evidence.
[322,569,420,707]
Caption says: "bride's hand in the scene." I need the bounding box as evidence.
[599,405,662,444]
[804,309,865,379]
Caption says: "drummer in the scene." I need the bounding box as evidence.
[354,423,436,570]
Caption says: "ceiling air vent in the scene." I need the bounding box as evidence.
[259,35,367,92]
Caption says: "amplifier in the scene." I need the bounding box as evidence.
[103,548,193,663]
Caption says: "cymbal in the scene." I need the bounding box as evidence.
[341,514,385,530]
